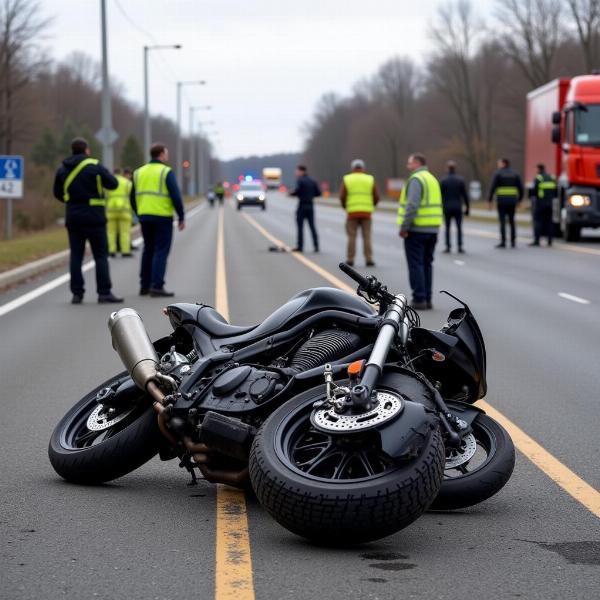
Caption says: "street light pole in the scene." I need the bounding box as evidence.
[100,0,114,170]
[143,44,181,161]
[176,80,206,187]
[188,108,212,196]
[196,121,215,196]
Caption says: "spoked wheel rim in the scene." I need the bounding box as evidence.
[443,419,497,479]
[61,378,145,450]
[275,398,399,483]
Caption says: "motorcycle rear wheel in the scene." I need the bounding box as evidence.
[249,387,445,544]
[431,410,515,510]
[48,373,161,484]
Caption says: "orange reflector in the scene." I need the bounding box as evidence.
[432,351,445,362]
[347,360,365,377]
[162,307,168,316]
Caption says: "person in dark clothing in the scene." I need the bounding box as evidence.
[529,163,556,247]
[488,158,524,248]
[289,165,321,253]
[53,137,123,304]
[440,160,470,253]
[130,143,185,297]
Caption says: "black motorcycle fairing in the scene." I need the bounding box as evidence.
[409,306,487,403]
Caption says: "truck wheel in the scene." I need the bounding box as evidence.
[564,224,581,242]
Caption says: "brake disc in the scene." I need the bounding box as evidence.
[86,404,135,431]
[311,391,403,433]
[445,432,477,468]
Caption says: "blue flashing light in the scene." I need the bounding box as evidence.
[245,175,253,182]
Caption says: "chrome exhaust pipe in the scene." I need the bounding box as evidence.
[108,308,159,391]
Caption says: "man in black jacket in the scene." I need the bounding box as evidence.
[440,160,469,253]
[289,165,321,253]
[53,138,123,304]
[488,158,524,248]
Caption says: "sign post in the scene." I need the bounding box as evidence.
[0,155,24,240]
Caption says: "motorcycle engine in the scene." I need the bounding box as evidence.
[200,365,286,413]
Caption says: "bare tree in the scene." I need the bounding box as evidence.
[567,0,600,71]
[0,0,50,152]
[430,0,493,184]
[495,0,564,87]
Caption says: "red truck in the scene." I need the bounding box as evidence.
[525,73,600,241]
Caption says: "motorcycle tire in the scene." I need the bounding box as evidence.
[249,387,445,544]
[48,373,162,484]
[431,411,515,510]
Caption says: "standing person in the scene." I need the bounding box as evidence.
[53,137,123,305]
[215,181,225,205]
[529,163,556,247]
[290,165,321,253]
[106,167,133,257]
[488,158,523,248]
[440,160,470,253]
[340,159,379,267]
[131,143,185,298]
[397,153,443,310]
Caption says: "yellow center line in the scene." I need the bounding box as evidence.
[214,205,255,600]
[242,209,600,521]
[242,212,354,293]
[479,401,600,518]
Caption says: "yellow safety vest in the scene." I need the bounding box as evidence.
[133,162,174,217]
[63,158,106,206]
[535,174,557,199]
[343,172,375,214]
[106,175,133,213]
[397,169,443,228]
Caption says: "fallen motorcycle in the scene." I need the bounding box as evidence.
[49,263,515,543]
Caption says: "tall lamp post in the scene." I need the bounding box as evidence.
[176,80,206,186]
[196,123,217,196]
[188,107,212,196]
[143,44,181,160]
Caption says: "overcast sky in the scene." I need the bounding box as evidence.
[44,0,493,160]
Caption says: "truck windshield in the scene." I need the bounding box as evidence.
[575,104,600,146]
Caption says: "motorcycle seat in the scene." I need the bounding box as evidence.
[196,305,255,338]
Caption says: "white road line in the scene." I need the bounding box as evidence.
[558,292,591,305]
[0,262,96,317]
[454,260,465,266]
[0,203,206,318]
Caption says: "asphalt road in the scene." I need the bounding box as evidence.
[1,194,599,600]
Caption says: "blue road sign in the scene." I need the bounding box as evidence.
[0,155,24,198]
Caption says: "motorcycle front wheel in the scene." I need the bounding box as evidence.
[431,409,515,510]
[48,373,162,484]
[249,387,445,544]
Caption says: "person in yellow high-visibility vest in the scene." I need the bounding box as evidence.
[340,159,380,266]
[397,153,443,310]
[106,167,133,257]
[131,143,185,297]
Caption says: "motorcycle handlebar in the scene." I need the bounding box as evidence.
[338,262,371,289]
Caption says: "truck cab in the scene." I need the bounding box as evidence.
[553,74,600,241]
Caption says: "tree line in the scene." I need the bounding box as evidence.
[0,0,216,232]
[302,0,600,194]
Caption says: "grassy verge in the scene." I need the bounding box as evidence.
[0,227,69,273]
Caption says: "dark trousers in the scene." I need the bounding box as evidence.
[404,232,438,303]
[534,200,553,244]
[444,208,463,249]
[67,224,112,297]
[140,219,173,290]
[296,205,319,251]
[498,203,516,244]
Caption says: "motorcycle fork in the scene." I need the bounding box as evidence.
[350,294,409,410]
